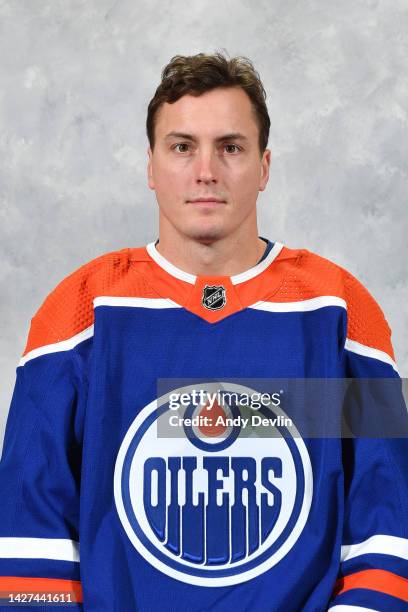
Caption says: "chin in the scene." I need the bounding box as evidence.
[185,225,225,242]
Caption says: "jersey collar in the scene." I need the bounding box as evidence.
[145,240,284,285]
[141,240,288,323]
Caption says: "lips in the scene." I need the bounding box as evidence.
[188,197,226,203]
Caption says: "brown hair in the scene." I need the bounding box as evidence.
[146,50,270,156]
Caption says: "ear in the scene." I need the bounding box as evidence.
[259,148,271,192]
[147,147,155,190]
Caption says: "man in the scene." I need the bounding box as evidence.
[0,52,407,611]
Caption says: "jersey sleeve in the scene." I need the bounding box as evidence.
[328,273,408,611]
[0,307,91,609]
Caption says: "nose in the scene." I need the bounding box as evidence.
[196,149,217,184]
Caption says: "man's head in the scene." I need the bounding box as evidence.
[146,51,271,244]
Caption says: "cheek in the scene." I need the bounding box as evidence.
[229,166,260,196]
[155,163,184,196]
[153,167,190,217]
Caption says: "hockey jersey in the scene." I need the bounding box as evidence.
[0,240,407,611]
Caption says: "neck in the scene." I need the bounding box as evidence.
[155,219,266,277]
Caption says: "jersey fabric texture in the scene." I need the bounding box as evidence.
[0,240,407,611]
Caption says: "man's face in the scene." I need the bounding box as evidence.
[147,86,271,243]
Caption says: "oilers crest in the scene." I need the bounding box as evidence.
[114,383,313,586]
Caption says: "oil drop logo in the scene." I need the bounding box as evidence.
[114,383,313,586]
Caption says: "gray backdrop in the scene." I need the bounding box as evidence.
[1,0,407,451]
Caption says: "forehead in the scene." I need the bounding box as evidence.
[154,87,258,139]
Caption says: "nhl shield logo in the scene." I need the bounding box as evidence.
[202,285,226,311]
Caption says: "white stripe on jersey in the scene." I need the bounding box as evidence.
[249,295,347,312]
[0,537,79,562]
[329,606,377,612]
[94,296,182,309]
[19,325,94,367]
[345,338,399,374]
[341,534,408,562]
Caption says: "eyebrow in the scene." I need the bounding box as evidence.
[164,131,249,143]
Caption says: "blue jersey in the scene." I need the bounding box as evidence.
[0,241,407,611]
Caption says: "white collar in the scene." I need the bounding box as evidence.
[145,240,284,285]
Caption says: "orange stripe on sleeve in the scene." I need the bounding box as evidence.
[0,576,82,602]
[333,569,408,602]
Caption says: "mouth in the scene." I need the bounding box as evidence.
[187,198,226,206]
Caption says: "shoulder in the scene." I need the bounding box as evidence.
[22,246,151,356]
[280,245,394,360]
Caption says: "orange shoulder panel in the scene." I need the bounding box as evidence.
[343,268,395,359]
[22,245,395,362]
[272,249,394,359]
[271,248,345,302]
[23,247,158,356]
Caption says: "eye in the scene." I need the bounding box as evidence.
[223,144,241,153]
[171,142,241,154]
[172,143,190,153]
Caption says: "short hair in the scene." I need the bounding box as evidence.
[146,50,270,156]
